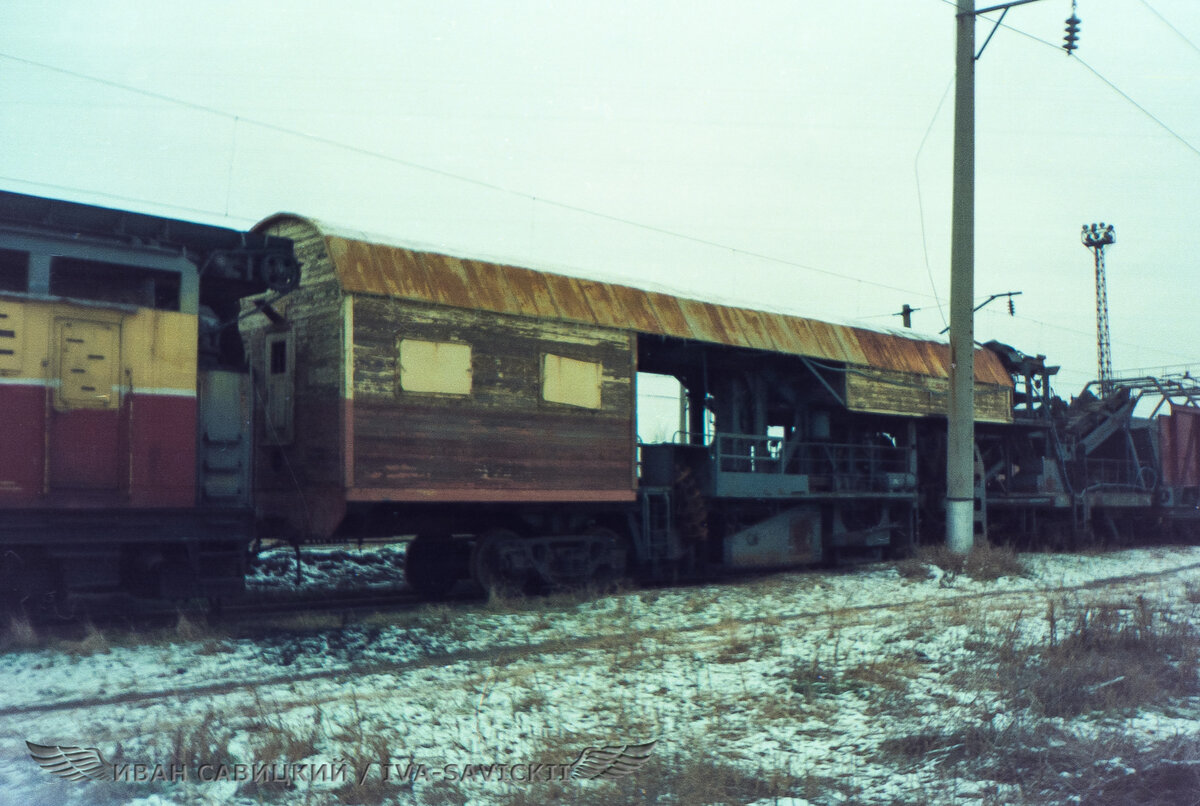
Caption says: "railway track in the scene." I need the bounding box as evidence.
[5,553,1200,720]
[20,585,450,634]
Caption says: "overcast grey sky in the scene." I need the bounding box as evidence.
[2,1,1197,394]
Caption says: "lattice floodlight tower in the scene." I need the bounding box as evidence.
[1081,222,1115,396]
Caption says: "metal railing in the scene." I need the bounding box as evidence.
[712,433,913,493]
[1082,458,1155,491]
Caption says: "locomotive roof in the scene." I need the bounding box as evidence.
[255,214,1012,387]
[0,190,291,260]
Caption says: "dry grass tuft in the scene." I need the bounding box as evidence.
[1023,597,1198,717]
[881,720,1200,804]
[3,614,39,649]
[963,595,1198,718]
[494,744,801,806]
[154,709,236,774]
[419,778,471,805]
[326,693,410,805]
[963,540,1026,580]
[175,612,209,643]
[895,557,934,581]
[63,622,110,656]
[878,592,1200,799]
[1077,732,1200,805]
[879,715,1082,786]
[842,656,922,693]
[915,540,1026,581]
[784,648,851,699]
[246,692,322,766]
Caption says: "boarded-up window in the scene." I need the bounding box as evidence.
[398,339,472,396]
[542,353,602,409]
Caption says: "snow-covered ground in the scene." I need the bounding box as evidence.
[1,544,1199,805]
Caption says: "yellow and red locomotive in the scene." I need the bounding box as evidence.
[0,191,296,607]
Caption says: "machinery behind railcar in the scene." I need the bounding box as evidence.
[0,191,297,610]
[976,342,1200,546]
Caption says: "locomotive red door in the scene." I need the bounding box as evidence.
[48,318,122,492]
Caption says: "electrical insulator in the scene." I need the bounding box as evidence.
[1008,298,1015,316]
[1063,14,1080,53]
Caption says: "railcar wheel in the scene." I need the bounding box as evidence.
[470,528,524,598]
[404,534,465,599]
[0,550,61,614]
[0,551,24,612]
[584,525,630,591]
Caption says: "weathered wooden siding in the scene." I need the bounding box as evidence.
[349,295,635,500]
[243,218,348,534]
[846,367,1012,424]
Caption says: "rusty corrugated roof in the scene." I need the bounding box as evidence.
[258,215,1012,386]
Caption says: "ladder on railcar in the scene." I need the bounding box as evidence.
[638,487,676,581]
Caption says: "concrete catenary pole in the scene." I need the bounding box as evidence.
[946,0,977,555]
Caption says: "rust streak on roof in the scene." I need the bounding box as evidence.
[642,292,694,341]
[576,279,622,327]
[729,308,782,353]
[430,255,473,309]
[676,298,732,346]
[542,273,598,325]
[609,285,665,334]
[494,264,561,319]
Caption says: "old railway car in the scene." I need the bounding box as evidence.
[245,215,1016,595]
[4,191,1195,606]
[0,191,297,607]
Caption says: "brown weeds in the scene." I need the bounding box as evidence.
[913,540,1027,581]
